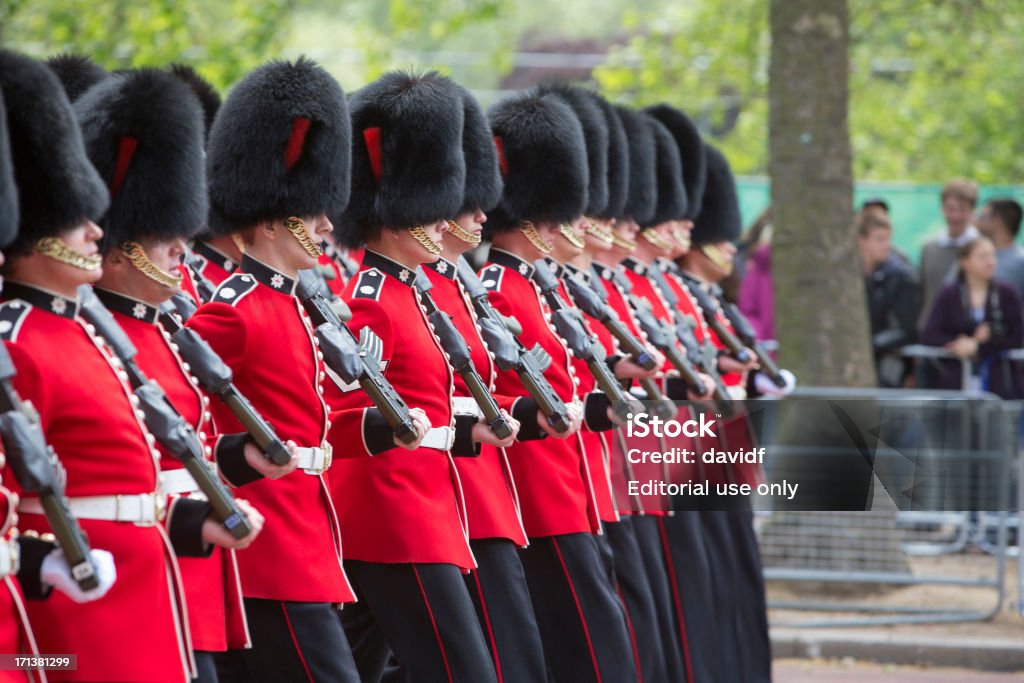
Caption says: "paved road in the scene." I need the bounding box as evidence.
[775,660,1024,682]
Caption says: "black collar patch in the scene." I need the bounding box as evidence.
[488,249,536,279]
[241,254,296,295]
[93,288,160,324]
[2,281,79,320]
[425,256,457,281]
[362,250,416,287]
[193,241,239,274]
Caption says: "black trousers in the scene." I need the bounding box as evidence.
[240,598,360,683]
[632,515,688,683]
[604,518,671,683]
[340,560,499,683]
[463,539,547,682]
[193,651,218,683]
[519,532,639,683]
[660,511,722,683]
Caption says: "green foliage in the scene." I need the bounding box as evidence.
[0,0,295,88]
[594,0,1024,184]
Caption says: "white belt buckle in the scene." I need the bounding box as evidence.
[451,397,481,418]
[298,444,332,475]
[158,468,201,496]
[117,493,160,525]
[420,426,455,451]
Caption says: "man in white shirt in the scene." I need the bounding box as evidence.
[918,179,979,329]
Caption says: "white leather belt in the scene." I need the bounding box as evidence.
[420,426,455,451]
[159,468,201,496]
[0,538,18,578]
[295,444,332,475]
[451,396,481,418]
[19,493,164,526]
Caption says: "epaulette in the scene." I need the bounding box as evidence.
[350,268,384,302]
[478,264,504,292]
[210,273,258,307]
[0,301,31,342]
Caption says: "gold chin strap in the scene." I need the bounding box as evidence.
[640,228,674,253]
[672,227,691,251]
[700,244,734,275]
[558,223,586,249]
[611,232,638,252]
[445,219,481,245]
[519,221,553,255]
[121,241,184,288]
[409,225,443,255]
[285,217,323,258]
[230,232,247,254]
[35,237,103,271]
[584,218,614,245]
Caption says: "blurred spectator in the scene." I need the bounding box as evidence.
[860,196,912,267]
[918,179,979,329]
[859,212,918,387]
[737,206,774,340]
[921,236,1024,398]
[975,197,1024,296]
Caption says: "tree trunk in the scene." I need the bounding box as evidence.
[769,0,874,387]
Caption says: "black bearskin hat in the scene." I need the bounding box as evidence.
[537,83,608,217]
[335,71,465,248]
[45,53,110,103]
[75,68,207,252]
[615,105,656,226]
[692,144,741,244]
[168,64,221,145]
[484,91,588,234]
[645,117,687,227]
[588,92,629,220]
[0,50,108,255]
[0,93,18,248]
[646,104,706,219]
[206,57,351,235]
[457,83,503,214]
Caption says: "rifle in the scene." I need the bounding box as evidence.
[294,270,417,445]
[532,260,640,422]
[562,271,677,420]
[608,269,720,401]
[414,269,514,440]
[78,287,252,540]
[456,257,571,434]
[672,271,753,365]
[0,344,98,590]
[719,294,786,388]
[157,294,292,466]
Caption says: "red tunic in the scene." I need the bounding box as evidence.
[96,289,249,652]
[423,257,527,546]
[479,249,600,537]
[0,282,191,683]
[0,479,37,683]
[186,256,353,604]
[191,241,239,289]
[326,251,474,568]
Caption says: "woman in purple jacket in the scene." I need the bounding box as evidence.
[921,236,1024,398]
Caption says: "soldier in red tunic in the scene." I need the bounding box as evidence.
[77,68,266,683]
[481,90,638,683]
[186,58,360,683]
[0,50,188,683]
[423,82,547,682]
[328,70,503,683]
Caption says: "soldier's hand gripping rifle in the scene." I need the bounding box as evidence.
[562,272,677,420]
[532,260,641,423]
[77,287,252,540]
[414,270,514,440]
[157,294,292,466]
[456,257,572,434]
[0,344,98,590]
[717,292,786,388]
[672,271,753,365]
[294,269,418,446]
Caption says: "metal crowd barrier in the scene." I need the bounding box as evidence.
[755,385,1020,627]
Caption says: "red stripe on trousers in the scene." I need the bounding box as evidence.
[472,569,503,683]
[280,602,315,683]
[658,519,695,683]
[552,537,603,683]
[413,565,454,683]
[615,582,644,683]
